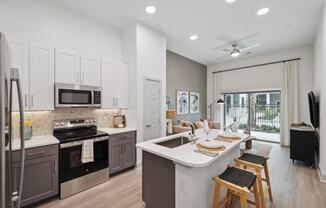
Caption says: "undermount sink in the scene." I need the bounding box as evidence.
[156,136,191,148]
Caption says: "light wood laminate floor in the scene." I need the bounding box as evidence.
[39,142,326,208]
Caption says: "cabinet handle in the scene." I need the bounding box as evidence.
[24,94,27,107]
[76,71,80,83]
[82,72,85,83]
[31,95,34,108]
[116,98,118,107]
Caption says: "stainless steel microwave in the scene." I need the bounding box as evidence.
[55,83,101,108]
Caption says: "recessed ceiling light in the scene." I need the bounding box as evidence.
[145,6,156,14]
[189,35,198,41]
[225,0,236,3]
[257,8,270,16]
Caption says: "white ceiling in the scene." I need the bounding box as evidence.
[50,0,326,65]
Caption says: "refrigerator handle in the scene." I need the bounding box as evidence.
[9,68,25,208]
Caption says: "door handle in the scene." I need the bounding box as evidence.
[146,125,151,128]
[9,68,25,208]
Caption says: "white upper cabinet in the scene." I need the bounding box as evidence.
[101,60,128,109]
[7,40,54,111]
[55,49,80,85]
[55,49,101,87]
[29,43,55,111]
[101,60,116,108]
[7,40,29,111]
[115,63,128,108]
[81,55,101,87]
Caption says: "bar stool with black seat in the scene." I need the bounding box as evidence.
[212,166,261,208]
[235,153,273,208]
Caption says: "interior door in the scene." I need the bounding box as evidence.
[81,55,100,87]
[101,60,116,108]
[7,40,29,111]
[55,49,80,85]
[143,79,161,141]
[29,43,54,110]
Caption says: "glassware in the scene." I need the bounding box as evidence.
[24,120,33,140]
[203,128,211,141]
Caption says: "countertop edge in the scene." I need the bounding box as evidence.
[136,131,247,168]
[10,135,59,151]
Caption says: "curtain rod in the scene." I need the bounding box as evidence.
[212,58,301,74]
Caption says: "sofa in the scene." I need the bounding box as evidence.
[173,120,221,134]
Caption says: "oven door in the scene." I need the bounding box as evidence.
[60,136,109,183]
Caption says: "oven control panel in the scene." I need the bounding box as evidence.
[54,118,97,129]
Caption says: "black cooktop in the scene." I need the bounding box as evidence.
[53,125,108,143]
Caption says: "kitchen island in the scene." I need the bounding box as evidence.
[136,129,248,208]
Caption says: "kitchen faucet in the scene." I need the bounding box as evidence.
[178,120,197,143]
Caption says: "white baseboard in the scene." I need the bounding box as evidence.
[136,161,142,170]
[317,164,326,183]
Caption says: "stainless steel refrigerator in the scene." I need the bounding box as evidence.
[0,32,25,208]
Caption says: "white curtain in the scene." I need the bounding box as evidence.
[212,73,222,121]
[280,60,299,146]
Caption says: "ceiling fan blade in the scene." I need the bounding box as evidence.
[221,48,231,52]
[216,54,230,61]
[239,44,259,52]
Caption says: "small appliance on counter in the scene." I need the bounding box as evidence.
[113,115,126,128]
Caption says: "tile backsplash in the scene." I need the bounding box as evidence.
[11,108,123,139]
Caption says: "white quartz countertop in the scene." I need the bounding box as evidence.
[136,129,248,168]
[9,135,59,151]
[100,127,137,135]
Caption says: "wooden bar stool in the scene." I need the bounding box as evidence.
[212,166,261,208]
[235,153,273,208]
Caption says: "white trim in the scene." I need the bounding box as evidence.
[317,164,326,183]
[136,161,142,170]
[221,88,282,94]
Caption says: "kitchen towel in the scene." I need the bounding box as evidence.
[81,139,94,163]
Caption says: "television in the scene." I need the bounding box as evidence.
[308,91,319,128]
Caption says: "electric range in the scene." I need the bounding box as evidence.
[53,118,109,199]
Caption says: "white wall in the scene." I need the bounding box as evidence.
[0,0,122,61]
[122,23,167,165]
[314,4,326,180]
[207,46,314,123]
[219,63,283,93]
[137,24,167,138]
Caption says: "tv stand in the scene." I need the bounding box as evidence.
[290,123,318,167]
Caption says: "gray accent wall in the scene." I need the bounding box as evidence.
[166,50,207,123]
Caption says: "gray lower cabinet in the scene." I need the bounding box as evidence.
[109,131,136,174]
[12,144,59,207]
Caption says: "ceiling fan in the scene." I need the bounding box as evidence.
[220,43,259,58]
